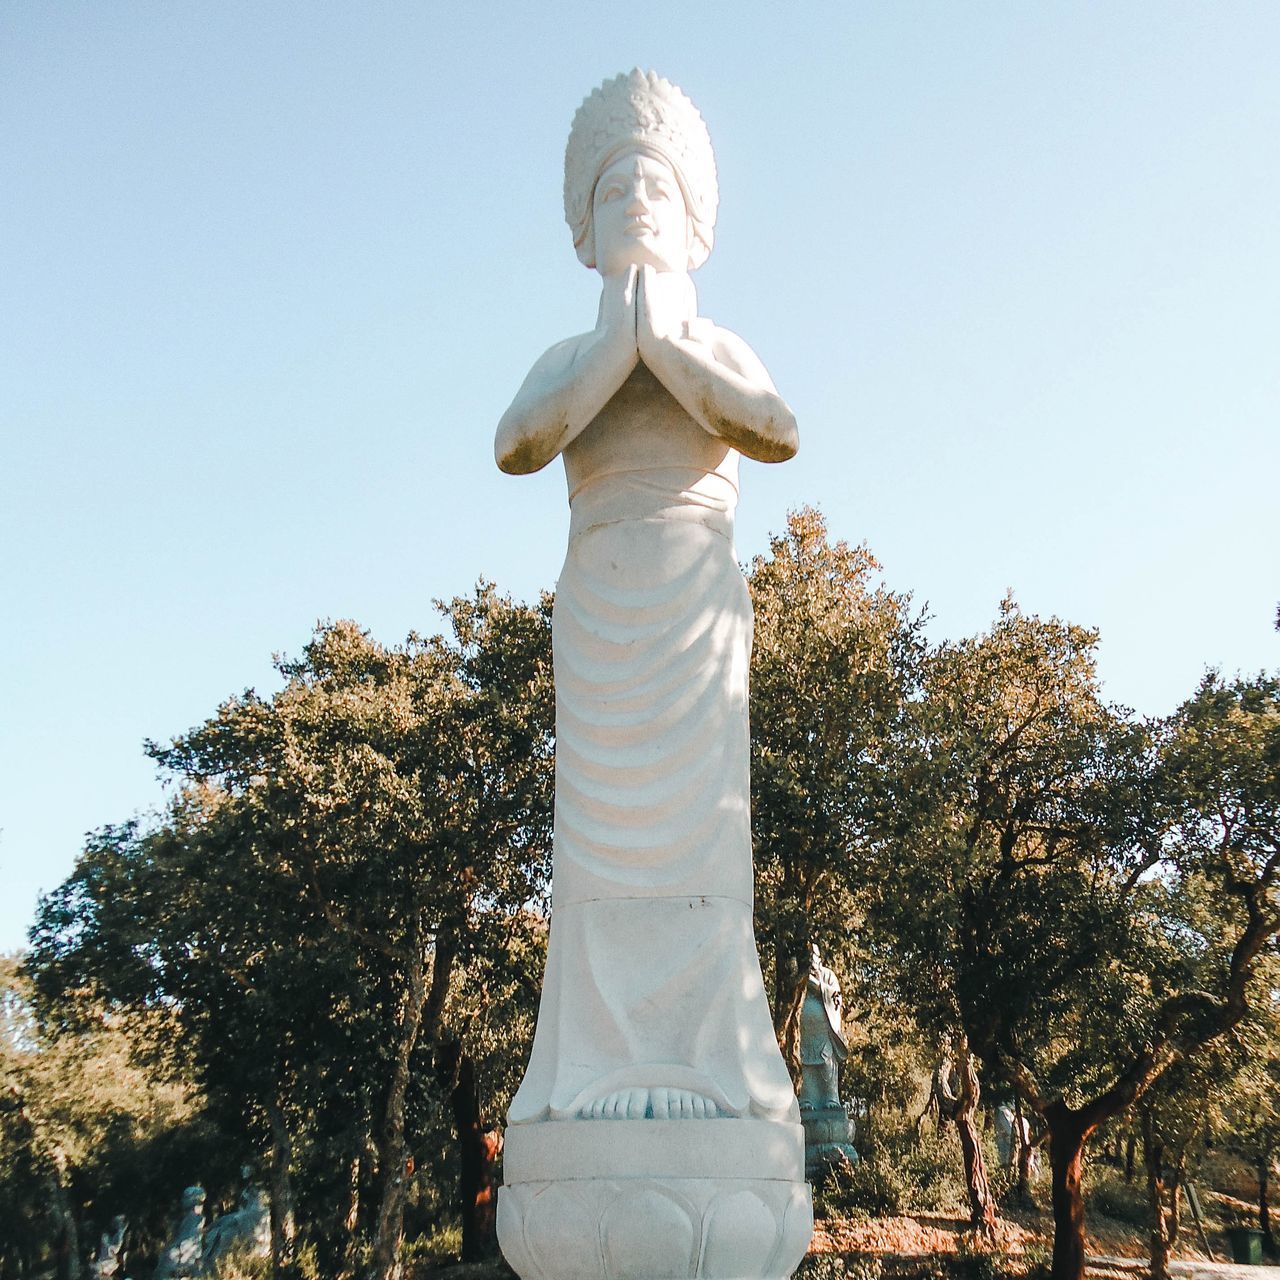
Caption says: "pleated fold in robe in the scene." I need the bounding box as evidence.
[507,364,798,1126]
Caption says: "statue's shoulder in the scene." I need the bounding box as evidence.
[525,329,596,379]
[689,319,773,384]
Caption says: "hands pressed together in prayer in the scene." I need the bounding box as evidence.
[591,264,699,384]
[495,263,797,473]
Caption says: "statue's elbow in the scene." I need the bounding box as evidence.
[761,407,799,463]
[774,414,799,461]
[495,441,533,474]
[495,427,551,475]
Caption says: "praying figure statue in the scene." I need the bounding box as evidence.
[494,71,813,1280]
[154,1185,205,1280]
[498,69,799,1128]
[89,1215,127,1280]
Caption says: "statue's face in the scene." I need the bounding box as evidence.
[591,151,690,276]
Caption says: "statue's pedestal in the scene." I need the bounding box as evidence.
[497,1119,813,1280]
[798,1104,858,1179]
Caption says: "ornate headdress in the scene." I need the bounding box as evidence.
[564,69,719,270]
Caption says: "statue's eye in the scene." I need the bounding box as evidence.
[599,183,624,203]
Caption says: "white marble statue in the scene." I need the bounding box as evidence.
[202,1168,271,1270]
[154,1185,205,1280]
[89,1214,127,1280]
[495,70,812,1280]
[995,1103,1039,1176]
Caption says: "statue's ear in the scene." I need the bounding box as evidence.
[685,217,711,271]
[576,223,597,270]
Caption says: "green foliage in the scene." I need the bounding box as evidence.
[9,520,1280,1276]
[1085,1172,1148,1226]
[400,1223,463,1267]
[0,953,215,1270]
[1021,1244,1052,1280]
[207,1248,277,1280]
[867,596,1153,1064]
[24,585,554,1273]
[817,1130,969,1219]
[952,1238,1002,1280]
[748,506,927,1066]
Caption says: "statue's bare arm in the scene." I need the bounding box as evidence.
[495,268,640,474]
[636,266,798,464]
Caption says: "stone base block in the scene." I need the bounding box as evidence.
[799,1104,854,1148]
[799,1104,857,1179]
[498,1119,813,1280]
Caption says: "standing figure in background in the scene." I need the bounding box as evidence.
[89,1215,127,1280]
[799,946,859,1176]
[154,1185,205,1280]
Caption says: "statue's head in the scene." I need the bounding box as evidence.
[564,70,718,275]
[181,1185,205,1212]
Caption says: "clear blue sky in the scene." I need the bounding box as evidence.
[3,3,1277,952]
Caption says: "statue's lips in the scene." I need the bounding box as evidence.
[624,221,656,236]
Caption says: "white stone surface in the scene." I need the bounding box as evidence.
[495,69,810,1280]
[154,1185,205,1280]
[500,1120,812,1280]
[202,1181,271,1270]
[505,1119,805,1183]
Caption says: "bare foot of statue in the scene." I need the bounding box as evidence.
[581,1087,722,1119]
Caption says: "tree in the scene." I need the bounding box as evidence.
[1217,1005,1280,1257]
[875,616,1280,1280]
[1,953,206,1280]
[747,506,925,1076]
[30,585,554,1279]
[1136,1041,1232,1280]
[864,599,1136,1242]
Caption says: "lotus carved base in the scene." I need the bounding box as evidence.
[497,1119,813,1280]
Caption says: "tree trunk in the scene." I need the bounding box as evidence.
[437,1040,502,1262]
[266,1099,298,1270]
[1259,1156,1275,1255]
[1146,1174,1172,1280]
[1046,1102,1093,1280]
[1142,1110,1171,1280]
[929,1048,954,1138]
[369,950,428,1280]
[1168,1162,1184,1250]
[47,1156,80,1280]
[950,1044,997,1239]
[1124,1131,1136,1182]
[337,1152,361,1279]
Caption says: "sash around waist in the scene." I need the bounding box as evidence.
[567,467,737,543]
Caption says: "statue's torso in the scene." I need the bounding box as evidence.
[562,363,740,531]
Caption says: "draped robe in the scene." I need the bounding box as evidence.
[508,361,798,1126]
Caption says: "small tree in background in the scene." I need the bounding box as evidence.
[1,954,211,1279]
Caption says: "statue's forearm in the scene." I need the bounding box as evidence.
[642,338,797,464]
[495,337,636,474]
